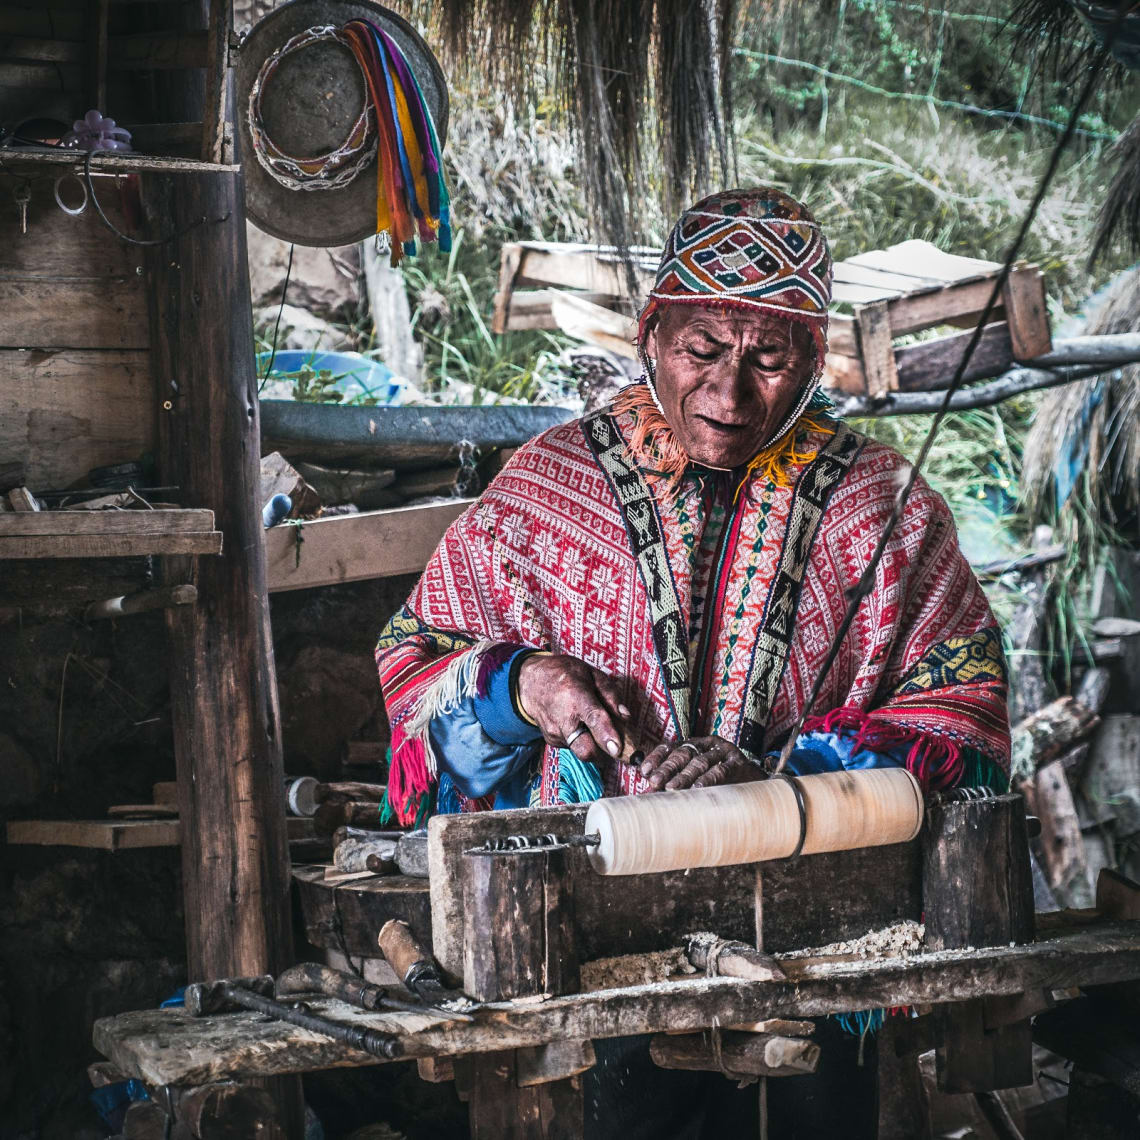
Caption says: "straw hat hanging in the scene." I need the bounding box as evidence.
[235,0,450,253]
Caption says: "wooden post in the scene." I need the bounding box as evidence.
[462,844,585,1139]
[144,169,300,1134]
[923,794,1035,1093]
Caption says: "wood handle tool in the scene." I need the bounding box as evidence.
[184,975,404,1059]
[378,920,476,1015]
[276,962,473,1021]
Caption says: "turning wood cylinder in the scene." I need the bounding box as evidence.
[586,767,924,875]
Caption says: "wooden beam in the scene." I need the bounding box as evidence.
[1002,266,1052,360]
[144,170,294,989]
[0,509,215,535]
[0,532,222,559]
[7,818,179,849]
[264,501,470,593]
[92,921,1140,1087]
[108,31,209,70]
[0,279,148,349]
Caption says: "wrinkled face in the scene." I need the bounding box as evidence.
[646,305,815,469]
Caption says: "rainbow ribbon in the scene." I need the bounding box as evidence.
[342,19,451,266]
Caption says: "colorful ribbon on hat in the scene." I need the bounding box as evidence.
[248,21,450,266]
[341,19,450,265]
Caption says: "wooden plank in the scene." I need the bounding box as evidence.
[0,280,148,349]
[891,322,1014,392]
[0,178,143,278]
[497,289,626,333]
[265,501,470,593]
[0,59,82,88]
[1022,759,1094,906]
[0,149,237,174]
[884,278,1001,337]
[832,280,911,306]
[845,241,1002,283]
[856,301,899,396]
[548,290,637,358]
[491,244,524,335]
[826,315,859,357]
[7,818,180,849]
[0,9,84,37]
[108,31,208,70]
[760,842,921,954]
[516,246,653,300]
[832,261,943,296]
[0,508,215,535]
[199,0,228,162]
[293,866,432,955]
[1002,267,1052,360]
[91,921,1140,1086]
[3,35,83,61]
[0,531,222,558]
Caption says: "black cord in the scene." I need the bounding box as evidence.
[259,242,294,392]
[82,150,229,246]
[774,39,1118,774]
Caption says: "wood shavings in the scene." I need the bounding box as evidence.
[778,920,925,961]
[580,948,697,992]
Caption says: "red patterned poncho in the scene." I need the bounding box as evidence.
[376,401,1010,822]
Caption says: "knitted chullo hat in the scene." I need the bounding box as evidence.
[625,187,835,481]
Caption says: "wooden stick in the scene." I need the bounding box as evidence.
[85,584,197,621]
[685,934,787,982]
[650,1031,820,1078]
[831,362,1107,417]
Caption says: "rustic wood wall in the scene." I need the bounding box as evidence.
[0,173,155,490]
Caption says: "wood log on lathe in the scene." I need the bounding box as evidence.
[586,767,923,876]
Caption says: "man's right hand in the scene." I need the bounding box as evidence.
[514,653,633,765]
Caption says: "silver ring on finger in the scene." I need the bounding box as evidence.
[679,741,701,756]
[564,724,588,748]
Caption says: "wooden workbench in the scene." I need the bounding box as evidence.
[93,917,1140,1087]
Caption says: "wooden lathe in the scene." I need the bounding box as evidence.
[93,773,1140,1138]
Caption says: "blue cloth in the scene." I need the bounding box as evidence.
[776,728,908,777]
[428,644,544,807]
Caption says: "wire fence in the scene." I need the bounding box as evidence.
[734,48,1120,142]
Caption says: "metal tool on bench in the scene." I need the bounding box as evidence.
[276,961,474,1022]
[184,975,404,1059]
[378,919,477,1016]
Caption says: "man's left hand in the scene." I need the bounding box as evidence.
[638,735,762,792]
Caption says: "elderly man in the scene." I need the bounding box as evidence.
[376,188,1010,1136]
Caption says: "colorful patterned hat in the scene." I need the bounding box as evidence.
[638,187,833,373]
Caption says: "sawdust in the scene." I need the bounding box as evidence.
[580,947,698,992]
[778,920,925,961]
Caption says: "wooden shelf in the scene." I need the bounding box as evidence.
[8,819,180,850]
[0,508,222,559]
[8,816,314,850]
[0,147,237,174]
[265,500,471,593]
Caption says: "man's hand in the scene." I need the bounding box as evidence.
[515,653,632,765]
[638,735,761,792]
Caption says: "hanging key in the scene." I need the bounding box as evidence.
[13,181,31,235]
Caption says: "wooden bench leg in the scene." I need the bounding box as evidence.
[462,843,587,1139]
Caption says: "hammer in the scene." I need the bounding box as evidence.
[276,962,474,1022]
[184,975,403,1059]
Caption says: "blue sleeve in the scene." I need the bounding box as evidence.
[427,646,544,802]
[776,728,908,777]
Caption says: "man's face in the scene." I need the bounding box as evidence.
[646,304,815,469]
